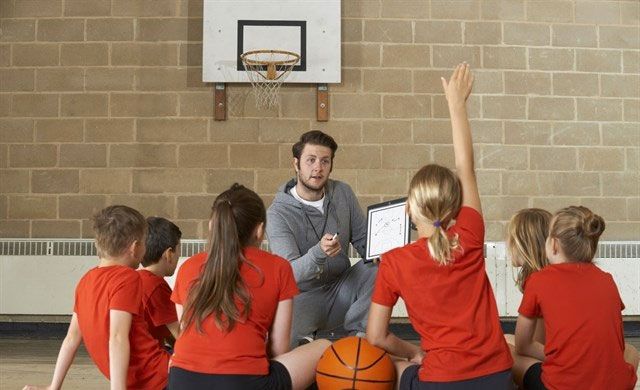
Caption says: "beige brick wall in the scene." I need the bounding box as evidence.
[1,0,638,240]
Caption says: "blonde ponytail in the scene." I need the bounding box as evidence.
[408,164,462,265]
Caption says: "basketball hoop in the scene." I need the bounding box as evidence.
[240,49,300,110]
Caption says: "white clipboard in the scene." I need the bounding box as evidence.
[365,198,411,262]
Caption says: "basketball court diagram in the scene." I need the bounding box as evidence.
[366,199,411,261]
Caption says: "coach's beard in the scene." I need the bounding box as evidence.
[298,172,327,194]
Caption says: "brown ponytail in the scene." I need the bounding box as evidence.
[549,206,605,263]
[182,183,265,333]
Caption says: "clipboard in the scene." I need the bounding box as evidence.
[364,197,411,262]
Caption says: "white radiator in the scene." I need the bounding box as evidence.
[1,239,638,317]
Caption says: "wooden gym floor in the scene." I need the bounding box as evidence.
[1,338,639,389]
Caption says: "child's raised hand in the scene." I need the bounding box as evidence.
[440,63,474,107]
[23,386,52,390]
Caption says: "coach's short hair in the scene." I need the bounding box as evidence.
[292,130,338,160]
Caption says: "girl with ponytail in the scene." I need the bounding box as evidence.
[168,184,330,390]
[366,64,513,390]
[514,205,638,389]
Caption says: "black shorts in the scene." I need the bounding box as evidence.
[168,360,292,390]
[400,364,513,390]
[523,362,547,390]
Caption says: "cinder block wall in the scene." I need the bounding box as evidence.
[1,0,638,241]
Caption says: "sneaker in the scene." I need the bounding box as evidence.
[297,335,314,346]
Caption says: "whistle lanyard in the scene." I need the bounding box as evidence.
[302,198,331,242]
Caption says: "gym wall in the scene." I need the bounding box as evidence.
[1,0,638,242]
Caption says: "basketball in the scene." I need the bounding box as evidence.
[316,336,396,390]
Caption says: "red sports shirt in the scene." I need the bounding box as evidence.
[519,262,637,390]
[74,265,169,389]
[171,247,299,374]
[372,206,513,382]
[138,269,178,346]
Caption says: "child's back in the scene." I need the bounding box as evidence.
[138,268,178,345]
[375,206,512,381]
[520,262,636,389]
[171,247,298,375]
[76,265,169,389]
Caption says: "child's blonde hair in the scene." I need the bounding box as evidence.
[550,206,605,263]
[408,164,462,265]
[507,208,551,292]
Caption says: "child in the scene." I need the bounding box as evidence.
[366,63,513,389]
[168,183,330,390]
[503,208,551,386]
[514,206,639,389]
[24,205,169,390]
[139,216,182,348]
[507,208,552,294]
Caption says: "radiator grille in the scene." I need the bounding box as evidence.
[0,239,638,259]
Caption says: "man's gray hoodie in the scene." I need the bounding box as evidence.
[266,178,367,292]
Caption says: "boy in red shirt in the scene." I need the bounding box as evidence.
[23,205,169,390]
[139,216,181,348]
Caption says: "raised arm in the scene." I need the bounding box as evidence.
[23,313,83,390]
[441,63,481,213]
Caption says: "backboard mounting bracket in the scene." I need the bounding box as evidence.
[214,83,226,121]
[317,83,329,122]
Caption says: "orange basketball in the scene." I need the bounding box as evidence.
[316,336,396,390]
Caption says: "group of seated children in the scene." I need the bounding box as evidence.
[25,64,638,390]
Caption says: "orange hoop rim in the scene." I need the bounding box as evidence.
[240,49,300,66]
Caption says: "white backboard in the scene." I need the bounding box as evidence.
[203,0,341,83]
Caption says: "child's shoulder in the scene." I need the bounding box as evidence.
[182,251,208,267]
[77,265,139,294]
[382,239,425,263]
[248,247,291,269]
[137,268,166,288]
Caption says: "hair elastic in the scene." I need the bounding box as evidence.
[433,220,442,228]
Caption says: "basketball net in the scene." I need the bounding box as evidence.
[241,49,300,110]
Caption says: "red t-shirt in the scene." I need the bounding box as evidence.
[170,247,299,374]
[138,269,178,346]
[519,262,637,390]
[74,265,169,389]
[372,206,513,382]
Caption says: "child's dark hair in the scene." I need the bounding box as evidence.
[292,130,338,160]
[142,217,182,267]
[92,205,146,258]
[550,206,605,263]
[182,183,265,333]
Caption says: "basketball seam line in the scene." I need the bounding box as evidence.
[357,351,389,371]
[330,345,355,371]
[352,337,362,388]
[316,370,395,384]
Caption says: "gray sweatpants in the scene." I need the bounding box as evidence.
[290,260,378,347]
